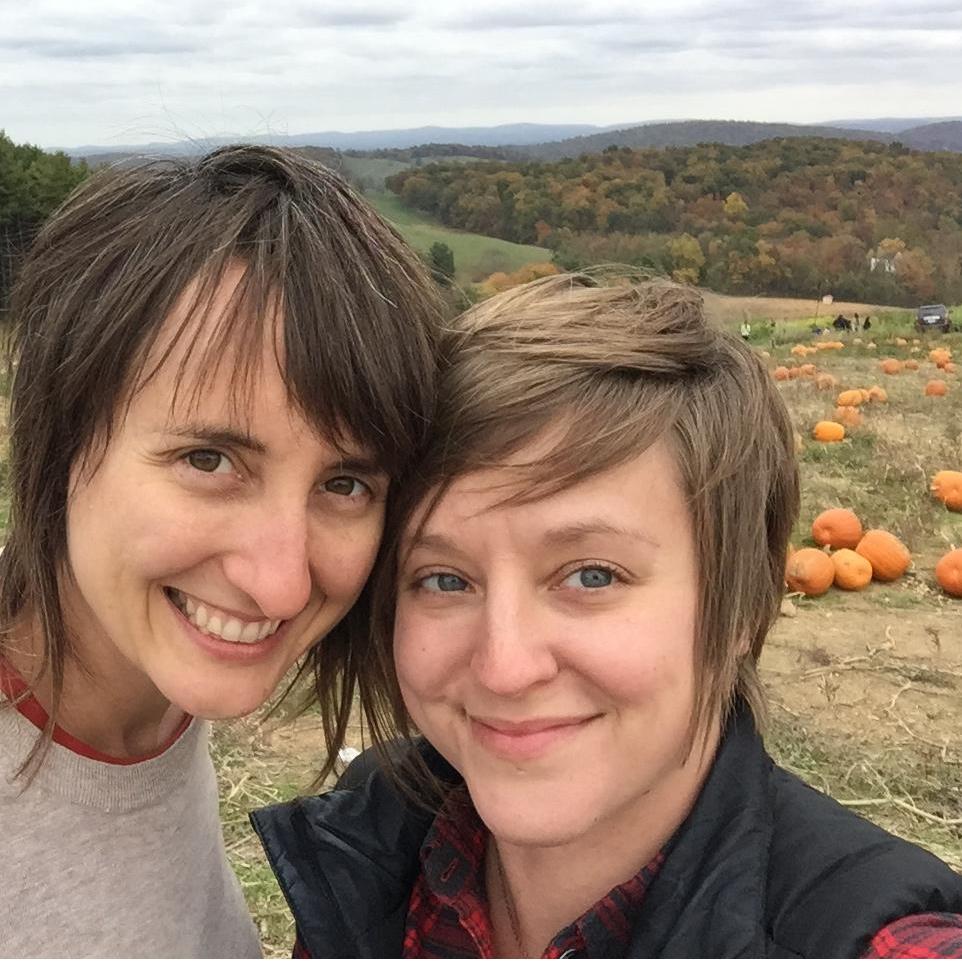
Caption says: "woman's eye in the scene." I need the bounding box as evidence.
[561,566,616,589]
[186,450,232,474]
[324,476,369,498]
[420,572,469,593]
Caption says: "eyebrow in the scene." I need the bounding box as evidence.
[164,424,266,454]
[405,519,660,557]
[540,519,661,551]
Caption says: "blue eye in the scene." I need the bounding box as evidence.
[421,573,469,593]
[562,566,615,589]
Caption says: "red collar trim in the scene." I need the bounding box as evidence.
[0,660,192,765]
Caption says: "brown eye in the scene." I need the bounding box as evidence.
[186,450,229,474]
[324,476,367,498]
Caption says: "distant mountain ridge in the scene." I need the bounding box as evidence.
[822,116,962,133]
[515,120,890,160]
[66,123,628,158]
[67,118,962,167]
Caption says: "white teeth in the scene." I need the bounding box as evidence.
[171,590,280,645]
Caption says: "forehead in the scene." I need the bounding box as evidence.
[409,436,689,545]
[129,263,281,415]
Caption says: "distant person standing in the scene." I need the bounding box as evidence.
[863,315,872,331]
[740,320,752,341]
[853,312,861,332]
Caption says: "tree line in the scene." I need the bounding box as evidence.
[386,137,962,305]
[0,131,89,311]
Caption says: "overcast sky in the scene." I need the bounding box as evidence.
[4,0,962,150]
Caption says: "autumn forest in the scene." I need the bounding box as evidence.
[386,138,962,305]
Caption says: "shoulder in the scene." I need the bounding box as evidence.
[765,765,962,957]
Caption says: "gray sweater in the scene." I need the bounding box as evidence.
[0,704,261,958]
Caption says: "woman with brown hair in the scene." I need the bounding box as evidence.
[256,273,962,958]
[0,145,441,957]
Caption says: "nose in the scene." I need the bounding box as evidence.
[220,503,314,620]
[470,587,559,696]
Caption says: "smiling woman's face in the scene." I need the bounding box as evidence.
[61,270,387,721]
[394,437,707,848]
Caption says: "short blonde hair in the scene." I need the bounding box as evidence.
[357,272,799,780]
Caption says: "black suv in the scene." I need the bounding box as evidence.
[916,304,952,333]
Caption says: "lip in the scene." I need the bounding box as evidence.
[469,713,599,762]
[165,590,290,664]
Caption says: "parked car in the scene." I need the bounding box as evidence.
[916,304,952,333]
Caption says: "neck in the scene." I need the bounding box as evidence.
[6,613,186,758]
[485,723,720,957]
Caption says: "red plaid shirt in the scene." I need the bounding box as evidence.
[394,795,962,960]
[402,792,663,959]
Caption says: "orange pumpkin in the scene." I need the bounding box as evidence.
[855,530,911,582]
[930,348,951,365]
[832,549,873,590]
[931,470,962,511]
[836,389,864,407]
[867,385,888,403]
[812,420,845,442]
[945,362,958,374]
[833,406,863,427]
[816,373,838,390]
[924,379,948,397]
[812,508,863,549]
[880,358,903,375]
[785,547,835,597]
[935,548,962,598]
[790,344,808,357]
[904,359,919,370]
[799,363,817,378]
[773,366,790,381]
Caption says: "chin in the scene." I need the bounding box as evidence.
[469,781,595,848]
[159,677,278,721]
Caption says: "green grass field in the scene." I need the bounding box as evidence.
[337,156,411,191]
[366,190,551,284]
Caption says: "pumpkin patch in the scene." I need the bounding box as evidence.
[855,530,911,582]
[785,548,835,596]
[932,471,962,511]
[935,549,962,597]
[812,508,863,549]
[812,420,845,442]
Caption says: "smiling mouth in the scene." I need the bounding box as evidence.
[165,588,281,645]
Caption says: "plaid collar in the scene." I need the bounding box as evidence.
[404,789,664,958]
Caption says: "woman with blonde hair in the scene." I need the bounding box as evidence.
[256,273,962,958]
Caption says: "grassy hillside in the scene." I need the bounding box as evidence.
[367,190,550,284]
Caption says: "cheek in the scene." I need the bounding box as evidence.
[580,593,698,705]
[392,602,458,703]
[68,473,220,585]
[308,513,384,600]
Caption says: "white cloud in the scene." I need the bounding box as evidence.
[2,0,961,148]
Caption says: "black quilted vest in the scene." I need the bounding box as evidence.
[252,708,962,958]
